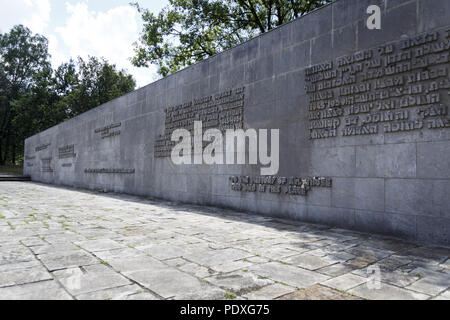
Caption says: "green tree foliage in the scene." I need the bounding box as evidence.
[59,57,136,117]
[0,25,136,165]
[132,0,333,76]
[0,25,50,165]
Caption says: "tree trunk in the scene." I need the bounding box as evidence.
[0,138,3,165]
[11,138,16,165]
[4,134,10,164]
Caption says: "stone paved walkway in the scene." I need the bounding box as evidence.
[0,182,449,300]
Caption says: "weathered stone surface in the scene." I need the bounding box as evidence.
[284,254,338,270]
[406,268,450,295]
[243,283,296,300]
[124,268,223,299]
[75,239,125,252]
[204,271,274,295]
[53,265,131,296]
[317,263,357,277]
[321,273,368,291]
[178,262,216,278]
[249,262,330,288]
[76,284,159,300]
[38,250,98,271]
[0,266,52,288]
[277,284,361,300]
[433,290,450,300]
[0,280,73,300]
[0,260,41,272]
[349,283,430,300]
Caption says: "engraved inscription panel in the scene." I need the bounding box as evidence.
[58,145,76,159]
[41,158,53,173]
[305,30,450,139]
[84,168,135,174]
[230,176,332,196]
[35,143,51,152]
[155,87,245,157]
[95,123,121,139]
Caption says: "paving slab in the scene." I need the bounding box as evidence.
[322,273,368,291]
[53,266,131,296]
[406,268,450,295]
[284,254,338,270]
[0,266,52,288]
[76,284,159,300]
[75,239,126,252]
[38,250,98,271]
[243,284,296,300]
[0,260,41,272]
[204,271,274,295]
[249,262,330,289]
[0,280,73,300]
[277,285,361,300]
[432,290,450,300]
[349,283,430,300]
[124,268,223,299]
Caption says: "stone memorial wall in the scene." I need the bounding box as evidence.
[24,0,450,245]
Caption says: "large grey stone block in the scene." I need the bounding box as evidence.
[332,178,385,212]
[417,141,450,179]
[418,0,450,32]
[385,179,434,216]
[355,143,417,178]
[357,1,417,50]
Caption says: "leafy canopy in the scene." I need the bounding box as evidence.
[132,0,332,76]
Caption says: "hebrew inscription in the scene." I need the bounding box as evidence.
[305,30,450,139]
[155,87,245,157]
[230,176,332,196]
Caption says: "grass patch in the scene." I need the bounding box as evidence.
[0,213,5,219]
[224,292,237,300]
[7,221,15,230]
[59,222,70,228]
[100,260,111,267]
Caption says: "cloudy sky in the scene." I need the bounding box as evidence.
[0,0,169,88]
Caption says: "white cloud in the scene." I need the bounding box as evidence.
[0,0,51,34]
[53,1,156,88]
